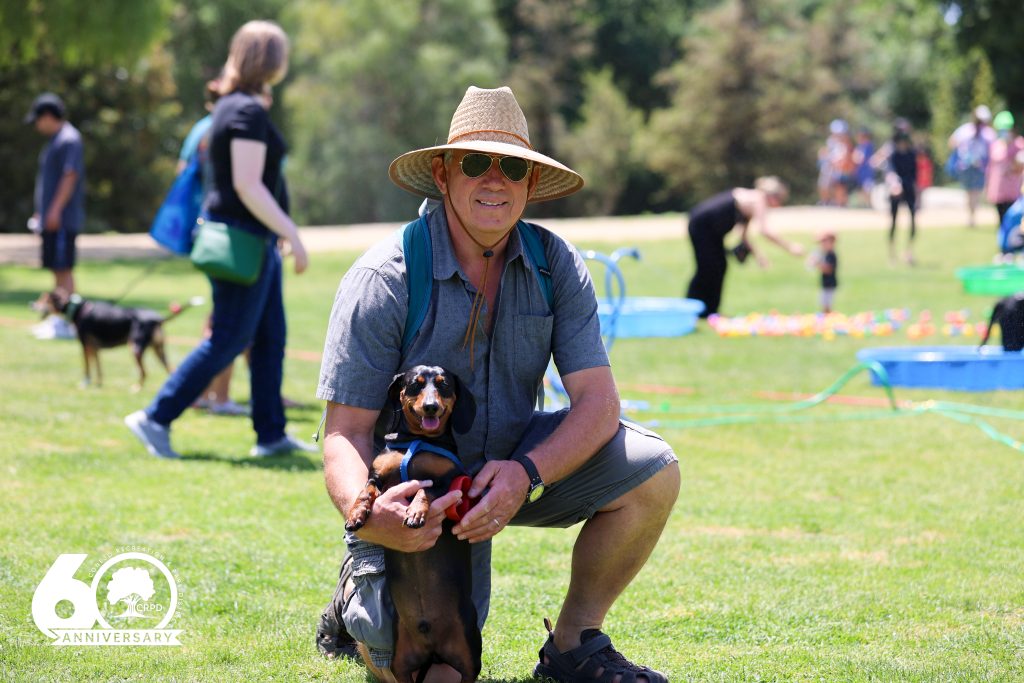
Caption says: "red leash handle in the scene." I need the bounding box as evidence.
[445,475,480,522]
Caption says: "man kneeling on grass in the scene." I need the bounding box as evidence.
[315,85,680,682]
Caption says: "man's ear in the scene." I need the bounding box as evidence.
[448,371,477,435]
[431,155,448,196]
[526,165,541,199]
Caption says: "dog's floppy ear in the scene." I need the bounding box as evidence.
[375,372,408,435]
[448,371,477,435]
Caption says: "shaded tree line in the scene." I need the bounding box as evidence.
[0,0,1018,232]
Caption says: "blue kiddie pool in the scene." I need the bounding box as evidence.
[857,345,1024,391]
[581,247,704,341]
[598,297,705,338]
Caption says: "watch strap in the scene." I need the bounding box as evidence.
[512,453,543,488]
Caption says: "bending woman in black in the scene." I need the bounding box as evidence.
[685,176,804,317]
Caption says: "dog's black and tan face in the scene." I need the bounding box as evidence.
[31,289,70,319]
[391,362,460,438]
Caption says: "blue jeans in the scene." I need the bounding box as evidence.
[146,240,287,444]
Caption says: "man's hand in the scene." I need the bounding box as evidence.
[44,207,61,232]
[453,460,530,543]
[353,480,462,552]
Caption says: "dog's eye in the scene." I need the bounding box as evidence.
[434,376,448,388]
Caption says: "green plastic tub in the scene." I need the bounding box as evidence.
[955,265,1024,296]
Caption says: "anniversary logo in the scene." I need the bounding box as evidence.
[32,548,182,646]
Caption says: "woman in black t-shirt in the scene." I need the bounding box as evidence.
[125,21,314,459]
[685,177,804,317]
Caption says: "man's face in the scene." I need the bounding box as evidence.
[431,150,539,239]
[33,113,61,136]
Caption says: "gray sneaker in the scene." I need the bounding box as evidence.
[250,433,319,457]
[124,410,180,459]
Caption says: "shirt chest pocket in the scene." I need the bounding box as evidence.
[513,313,553,380]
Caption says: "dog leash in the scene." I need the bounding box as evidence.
[108,260,164,305]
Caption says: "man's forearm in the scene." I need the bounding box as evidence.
[323,433,375,515]
[525,384,620,485]
[48,170,78,216]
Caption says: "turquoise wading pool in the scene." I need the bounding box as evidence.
[597,297,705,338]
[857,345,1024,391]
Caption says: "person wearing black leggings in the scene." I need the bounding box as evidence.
[685,177,804,317]
[882,128,918,265]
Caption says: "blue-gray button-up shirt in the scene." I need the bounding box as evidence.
[316,209,608,468]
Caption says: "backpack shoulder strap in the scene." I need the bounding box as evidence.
[518,220,553,308]
[401,215,433,355]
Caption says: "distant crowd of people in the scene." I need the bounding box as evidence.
[816,118,935,213]
[814,107,1024,263]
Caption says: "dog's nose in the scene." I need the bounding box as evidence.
[421,400,439,416]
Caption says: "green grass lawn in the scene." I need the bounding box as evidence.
[1,221,1022,682]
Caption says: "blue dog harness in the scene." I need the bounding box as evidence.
[388,440,464,482]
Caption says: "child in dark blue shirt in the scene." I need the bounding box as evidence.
[809,229,838,313]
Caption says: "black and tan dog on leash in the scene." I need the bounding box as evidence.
[345,364,481,683]
[33,288,202,390]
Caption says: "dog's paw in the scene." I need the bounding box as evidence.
[404,513,426,528]
[344,511,369,532]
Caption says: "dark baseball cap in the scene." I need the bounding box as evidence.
[24,93,66,124]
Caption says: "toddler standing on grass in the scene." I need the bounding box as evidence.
[808,229,839,313]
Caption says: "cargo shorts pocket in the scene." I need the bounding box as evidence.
[341,540,394,652]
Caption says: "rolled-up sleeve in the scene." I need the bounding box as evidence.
[316,253,407,408]
[547,237,609,376]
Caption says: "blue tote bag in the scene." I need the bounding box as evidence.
[149,155,202,255]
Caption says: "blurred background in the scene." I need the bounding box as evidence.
[1,0,1019,232]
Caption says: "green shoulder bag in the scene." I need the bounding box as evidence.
[189,218,266,285]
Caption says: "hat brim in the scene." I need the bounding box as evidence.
[389,140,584,203]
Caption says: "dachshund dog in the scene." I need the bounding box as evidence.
[345,365,480,683]
[33,288,200,390]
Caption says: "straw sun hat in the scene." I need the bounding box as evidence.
[388,86,584,203]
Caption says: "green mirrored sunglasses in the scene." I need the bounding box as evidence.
[459,153,532,182]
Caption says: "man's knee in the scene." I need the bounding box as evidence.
[602,459,679,517]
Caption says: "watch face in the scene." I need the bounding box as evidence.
[527,483,545,503]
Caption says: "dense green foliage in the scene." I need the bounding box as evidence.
[0,0,1018,231]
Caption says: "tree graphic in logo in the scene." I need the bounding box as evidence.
[106,567,155,620]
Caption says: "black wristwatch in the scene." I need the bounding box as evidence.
[512,454,545,503]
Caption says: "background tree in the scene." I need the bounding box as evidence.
[950,0,1024,114]
[584,0,711,113]
[642,0,834,206]
[557,69,643,216]
[0,47,180,233]
[283,0,505,224]
[0,1,166,67]
[0,0,1011,230]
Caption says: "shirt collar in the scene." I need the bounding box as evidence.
[427,208,527,282]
